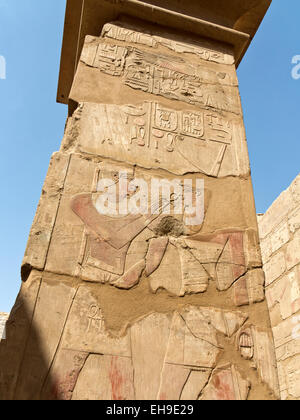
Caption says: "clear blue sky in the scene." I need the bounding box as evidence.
[0,0,299,312]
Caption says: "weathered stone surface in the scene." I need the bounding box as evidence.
[72,354,135,400]
[272,315,300,398]
[258,189,296,240]
[234,269,265,307]
[0,9,278,401]
[251,328,280,397]
[277,356,300,400]
[62,101,249,178]
[41,349,89,400]
[13,275,78,400]
[266,266,300,321]
[238,328,254,360]
[200,364,250,401]
[180,369,211,400]
[244,229,262,269]
[149,231,248,296]
[145,237,168,277]
[131,313,173,400]
[101,21,235,66]
[85,40,237,87]
[71,24,242,115]
[271,221,290,254]
[260,235,273,264]
[286,230,300,270]
[49,286,252,400]
[276,336,300,366]
[61,286,131,356]
[290,174,300,204]
[22,153,70,280]
[236,325,279,396]
[264,251,286,287]
[0,271,41,400]
[288,206,300,234]
[273,316,300,351]
[258,173,300,400]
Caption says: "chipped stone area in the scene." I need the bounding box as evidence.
[258,173,300,400]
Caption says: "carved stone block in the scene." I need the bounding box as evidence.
[62,101,249,177]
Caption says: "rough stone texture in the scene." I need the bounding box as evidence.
[0,17,278,400]
[258,173,300,400]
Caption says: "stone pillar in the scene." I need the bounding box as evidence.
[0,1,279,400]
[258,174,300,400]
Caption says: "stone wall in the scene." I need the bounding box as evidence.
[258,174,300,400]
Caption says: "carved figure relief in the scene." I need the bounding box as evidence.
[57,294,279,400]
[70,163,252,297]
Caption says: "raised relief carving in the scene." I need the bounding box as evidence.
[70,164,249,297]
[62,295,249,400]
[90,43,240,114]
[87,304,105,334]
[73,101,244,177]
[101,22,235,66]
[71,164,159,288]
[80,38,239,113]
[149,231,247,296]
[236,326,280,397]
[94,44,128,76]
[238,329,254,360]
[234,269,265,307]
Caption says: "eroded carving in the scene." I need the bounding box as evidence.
[61,296,249,400]
[199,364,250,401]
[149,231,247,296]
[80,39,240,113]
[238,329,254,360]
[101,22,235,65]
[234,269,265,307]
[70,162,254,297]
[69,101,248,177]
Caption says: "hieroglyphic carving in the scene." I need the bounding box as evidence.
[238,329,254,360]
[82,40,239,113]
[62,295,250,400]
[74,101,238,177]
[235,326,280,396]
[87,304,105,333]
[94,44,128,76]
[122,47,235,108]
[101,22,235,65]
